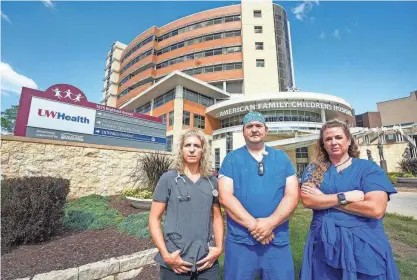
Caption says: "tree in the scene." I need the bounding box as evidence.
[1,105,19,134]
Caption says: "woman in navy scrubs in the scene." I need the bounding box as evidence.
[299,119,400,280]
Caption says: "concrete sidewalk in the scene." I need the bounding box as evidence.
[386,192,417,219]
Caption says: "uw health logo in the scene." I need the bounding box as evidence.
[38,109,90,124]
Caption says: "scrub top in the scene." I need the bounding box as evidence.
[219,145,296,245]
[300,158,400,280]
[152,170,219,272]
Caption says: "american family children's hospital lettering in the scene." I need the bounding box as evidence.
[217,101,353,117]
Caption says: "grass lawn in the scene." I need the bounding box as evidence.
[218,204,417,280]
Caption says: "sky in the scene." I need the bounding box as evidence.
[1,0,416,115]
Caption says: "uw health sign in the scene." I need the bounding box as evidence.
[15,84,166,150]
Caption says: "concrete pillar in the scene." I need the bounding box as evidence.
[150,99,154,116]
[172,85,184,152]
[321,108,326,123]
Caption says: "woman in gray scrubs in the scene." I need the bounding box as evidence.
[149,129,224,280]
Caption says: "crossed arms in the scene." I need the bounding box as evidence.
[300,182,389,219]
[218,174,299,244]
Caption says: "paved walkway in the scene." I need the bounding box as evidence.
[386,192,417,219]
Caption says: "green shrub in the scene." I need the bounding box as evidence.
[122,188,153,199]
[63,194,123,230]
[399,158,417,176]
[118,212,163,239]
[1,177,70,254]
[129,151,173,192]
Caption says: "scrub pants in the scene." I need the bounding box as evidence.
[160,261,220,280]
[224,239,294,280]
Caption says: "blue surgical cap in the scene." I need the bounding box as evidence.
[242,111,266,126]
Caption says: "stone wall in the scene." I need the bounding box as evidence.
[358,142,408,173]
[15,248,157,280]
[1,135,173,199]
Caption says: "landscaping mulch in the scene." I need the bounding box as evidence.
[1,227,155,280]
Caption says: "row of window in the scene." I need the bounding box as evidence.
[119,45,242,87]
[119,77,153,98]
[156,30,242,55]
[154,89,175,108]
[133,86,214,115]
[134,89,175,113]
[183,87,214,107]
[122,36,154,63]
[157,14,241,42]
[159,110,206,130]
[121,29,242,76]
[135,102,151,114]
[220,110,322,128]
[121,49,153,74]
[119,63,154,87]
[155,46,242,69]
[183,61,242,76]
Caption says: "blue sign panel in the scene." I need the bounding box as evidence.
[93,128,166,144]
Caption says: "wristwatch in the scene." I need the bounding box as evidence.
[337,193,348,205]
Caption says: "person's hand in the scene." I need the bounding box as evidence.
[250,218,275,242]
[344,190,364,203]
[247,218,258,232]
[301,182,323,195]
[260,232,275,245]
[196,246,222,271]
[163,250,192,274]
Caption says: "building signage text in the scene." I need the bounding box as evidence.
[217,101,352,117]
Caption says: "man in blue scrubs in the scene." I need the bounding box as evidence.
[218,111,299,280]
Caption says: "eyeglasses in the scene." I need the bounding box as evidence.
[258,161,264,176]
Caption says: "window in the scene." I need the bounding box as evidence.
[256,59,265,67]
[183,88,214,107]
[159,114,166,124]
[135,102,151,113]
[254,10,262,18]
[183,111,190,126]
[255,42,264,50]
[168,111,174,126]
[154,89,175,108]
[193,114,205,129]
[254,26,263,33]
[166,135,173,152]
[296,147,308,159]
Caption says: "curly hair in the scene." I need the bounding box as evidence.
[309,119,360,186]
[174,129,213,178]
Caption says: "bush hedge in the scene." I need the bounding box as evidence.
[1,176,70,254]
[398,158,417,176]
[63,194,123,230]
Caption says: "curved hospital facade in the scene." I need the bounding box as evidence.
[102,1,355,175]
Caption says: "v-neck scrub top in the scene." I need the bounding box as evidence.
[299,158,400,280]
[219,146,296,245]
[153,170,219,272]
